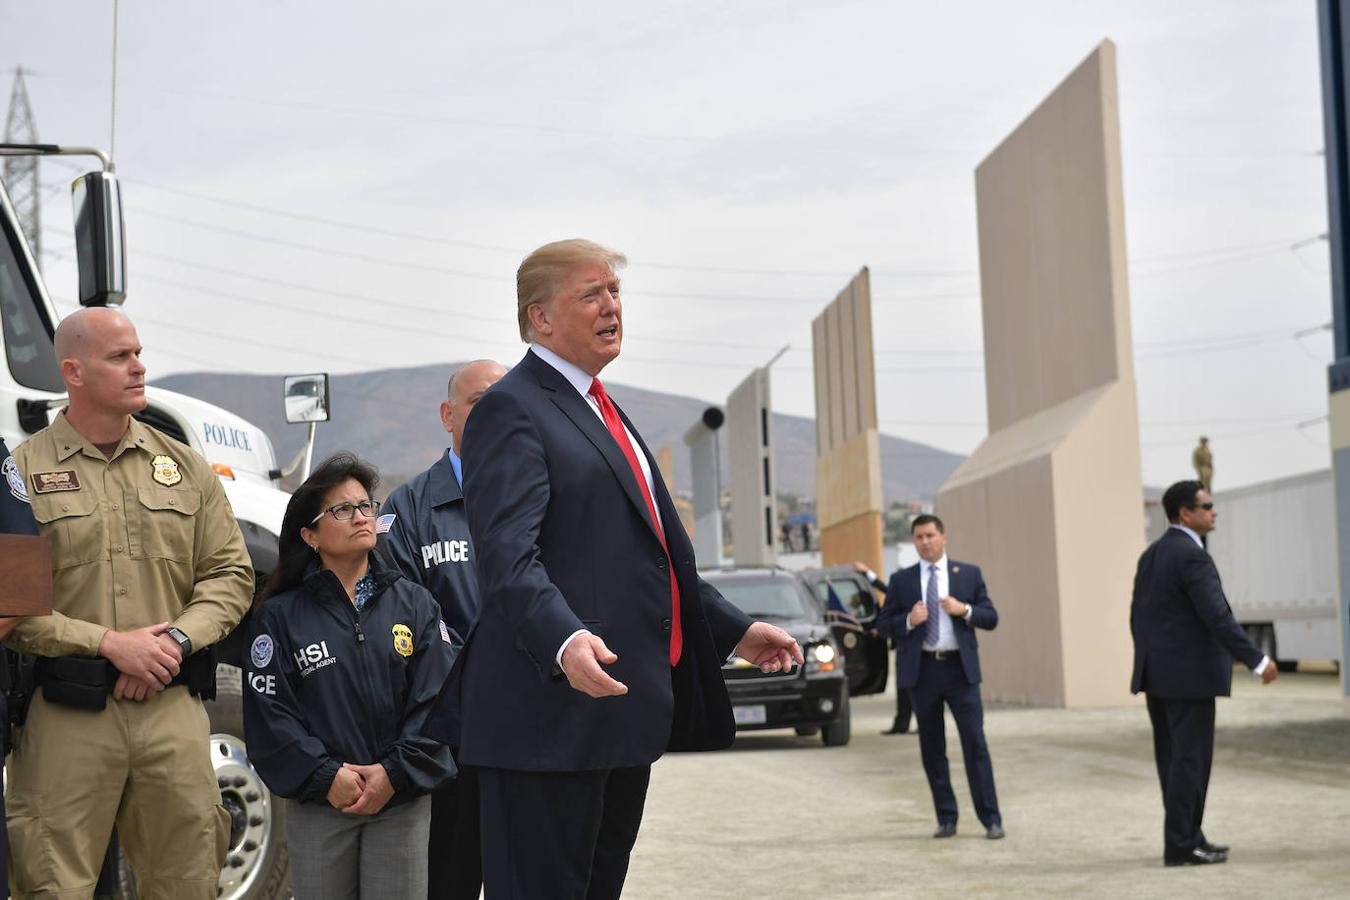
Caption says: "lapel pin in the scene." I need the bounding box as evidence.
[951,565,960,574]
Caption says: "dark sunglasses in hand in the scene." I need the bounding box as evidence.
[310,499,382,525]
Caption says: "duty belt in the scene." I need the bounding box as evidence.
[34,650,216,710]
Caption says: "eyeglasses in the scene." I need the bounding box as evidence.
[1188,502,1215,511]
[309,499,381,526]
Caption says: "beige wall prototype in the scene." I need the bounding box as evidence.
[936,40,1143,708]
[727,368,777,566]
[813,267,883,575]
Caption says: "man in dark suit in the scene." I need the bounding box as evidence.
[1130,480,1276,867]
[451,239,803,899]
[875,514,1003,839]
[854,560,913,735]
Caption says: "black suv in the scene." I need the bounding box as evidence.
[702,567,855,746]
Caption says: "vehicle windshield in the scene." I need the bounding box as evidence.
[709,576,816,621]
[0,191,62,392]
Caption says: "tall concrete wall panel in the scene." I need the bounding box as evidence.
[936,40,1141,708]
[727,369,776,566]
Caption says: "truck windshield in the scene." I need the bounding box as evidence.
[0,202,62,392]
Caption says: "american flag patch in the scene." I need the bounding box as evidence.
[439,620,452,644]
[375,513,396,534]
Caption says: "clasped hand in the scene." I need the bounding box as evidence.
[332,762,394,816]
[99,622,183,701]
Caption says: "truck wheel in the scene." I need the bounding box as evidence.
[119,667,291,899]
[821,691,852,747]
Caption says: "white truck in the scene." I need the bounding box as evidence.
[1,145,291,898]
[1145,469,1340,670]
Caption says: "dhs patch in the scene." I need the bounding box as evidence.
[250,634,275,668]
[375,513,396,534]
[3,455,28,504]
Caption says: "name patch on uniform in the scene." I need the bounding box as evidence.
[438,620,452,644]
[392,623,414,658]
[375,513,396,534]
[251,634,274,668]
[30,470,80,493]
[3,455,28,504]
[151,454,182,486]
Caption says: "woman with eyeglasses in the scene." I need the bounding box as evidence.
[242,453,455,899]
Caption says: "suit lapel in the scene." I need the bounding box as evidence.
[521,351,662,543]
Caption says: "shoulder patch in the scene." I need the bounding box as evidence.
[250,634,275,668]
[3,455,28,504]
[31,470,81,493]
[376,513,396,534]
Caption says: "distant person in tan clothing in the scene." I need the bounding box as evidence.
[1191,437,1212,492]
[6,307,253,900]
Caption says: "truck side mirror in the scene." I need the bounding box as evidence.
[284,373,330,424]
[71,172,127,307]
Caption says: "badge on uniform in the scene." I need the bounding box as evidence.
[375,513,396,534]
[151,454,182,486]
[3,455,28,504]
[251,634,275,668]
[392,623,414,658]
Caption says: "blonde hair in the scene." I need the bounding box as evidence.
[516,239,627,341]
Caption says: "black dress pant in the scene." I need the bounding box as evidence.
[1146,695,1216,858]
[478,764,651,900]
[428,763,482,899]
[910,654,1001,828]
[893,680,913,731]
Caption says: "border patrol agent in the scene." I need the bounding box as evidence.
[5,309,253,900]
[379,358,504,900]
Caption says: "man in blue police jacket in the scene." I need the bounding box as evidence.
[2,437,45,898]
[380,358,506,900]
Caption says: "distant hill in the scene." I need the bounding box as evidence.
[154,363,965,503]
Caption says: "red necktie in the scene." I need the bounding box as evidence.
[588,378,683,665]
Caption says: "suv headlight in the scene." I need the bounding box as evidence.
[805,641,838,674]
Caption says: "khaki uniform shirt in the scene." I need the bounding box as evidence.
[8,412,253,658]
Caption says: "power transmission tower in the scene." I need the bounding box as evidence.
[4,66,42,270]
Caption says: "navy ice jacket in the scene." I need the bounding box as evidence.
[243,554,456,805]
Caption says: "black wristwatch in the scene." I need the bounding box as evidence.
[167,626,193,657]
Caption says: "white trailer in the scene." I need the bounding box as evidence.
[1146,470,1339,668]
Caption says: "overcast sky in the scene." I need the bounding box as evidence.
[1,0,1333,489]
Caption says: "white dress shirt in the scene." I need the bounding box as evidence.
[1168,524,1269,677]
[530,344,663,666]
[907,555,967,651]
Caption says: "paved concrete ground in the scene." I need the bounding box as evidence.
[627,669,1349,898]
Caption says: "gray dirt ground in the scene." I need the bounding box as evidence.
[625,668,1350,898]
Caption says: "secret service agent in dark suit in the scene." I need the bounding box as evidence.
[854,560,913,735]
[443,239,803,900]
[1130,480,1275,867]
[875,514,1004,839]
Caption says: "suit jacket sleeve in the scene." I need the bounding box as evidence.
[1181,550,1264,669]
[462,389,586,671]
[964,568,998,631]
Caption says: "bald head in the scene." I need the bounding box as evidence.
[54,307,147,418]
[441,359,507,454]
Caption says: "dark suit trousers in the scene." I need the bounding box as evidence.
[893,658,913,730]
[428,763,481,900]
[478,765,651,900]
[1146,695,1216,856]
[911,654,1001,827]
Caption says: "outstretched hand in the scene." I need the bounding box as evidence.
[561,633,629,698]
[734,622,804,674]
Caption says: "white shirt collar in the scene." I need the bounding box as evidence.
[1169,523,1204,548]
[530,343,595,398]
[924,555,948,572]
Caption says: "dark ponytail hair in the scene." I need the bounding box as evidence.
[260,452,380,604]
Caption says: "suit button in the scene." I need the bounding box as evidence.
[656,557,667,570]
[661,618,671,631]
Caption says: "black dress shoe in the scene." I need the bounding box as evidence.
[933,822,957,838]
[1164,847,1227,867]
[1199,839,1229,854]
[985,824,1005,840]
[881,723,910,735]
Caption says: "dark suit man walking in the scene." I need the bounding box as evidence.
[854,561,913,735]
[449,239,802,899]
[875,514,1003,839]
[1130,480,1276,867]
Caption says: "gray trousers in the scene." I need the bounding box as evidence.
[286,794,431,899]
